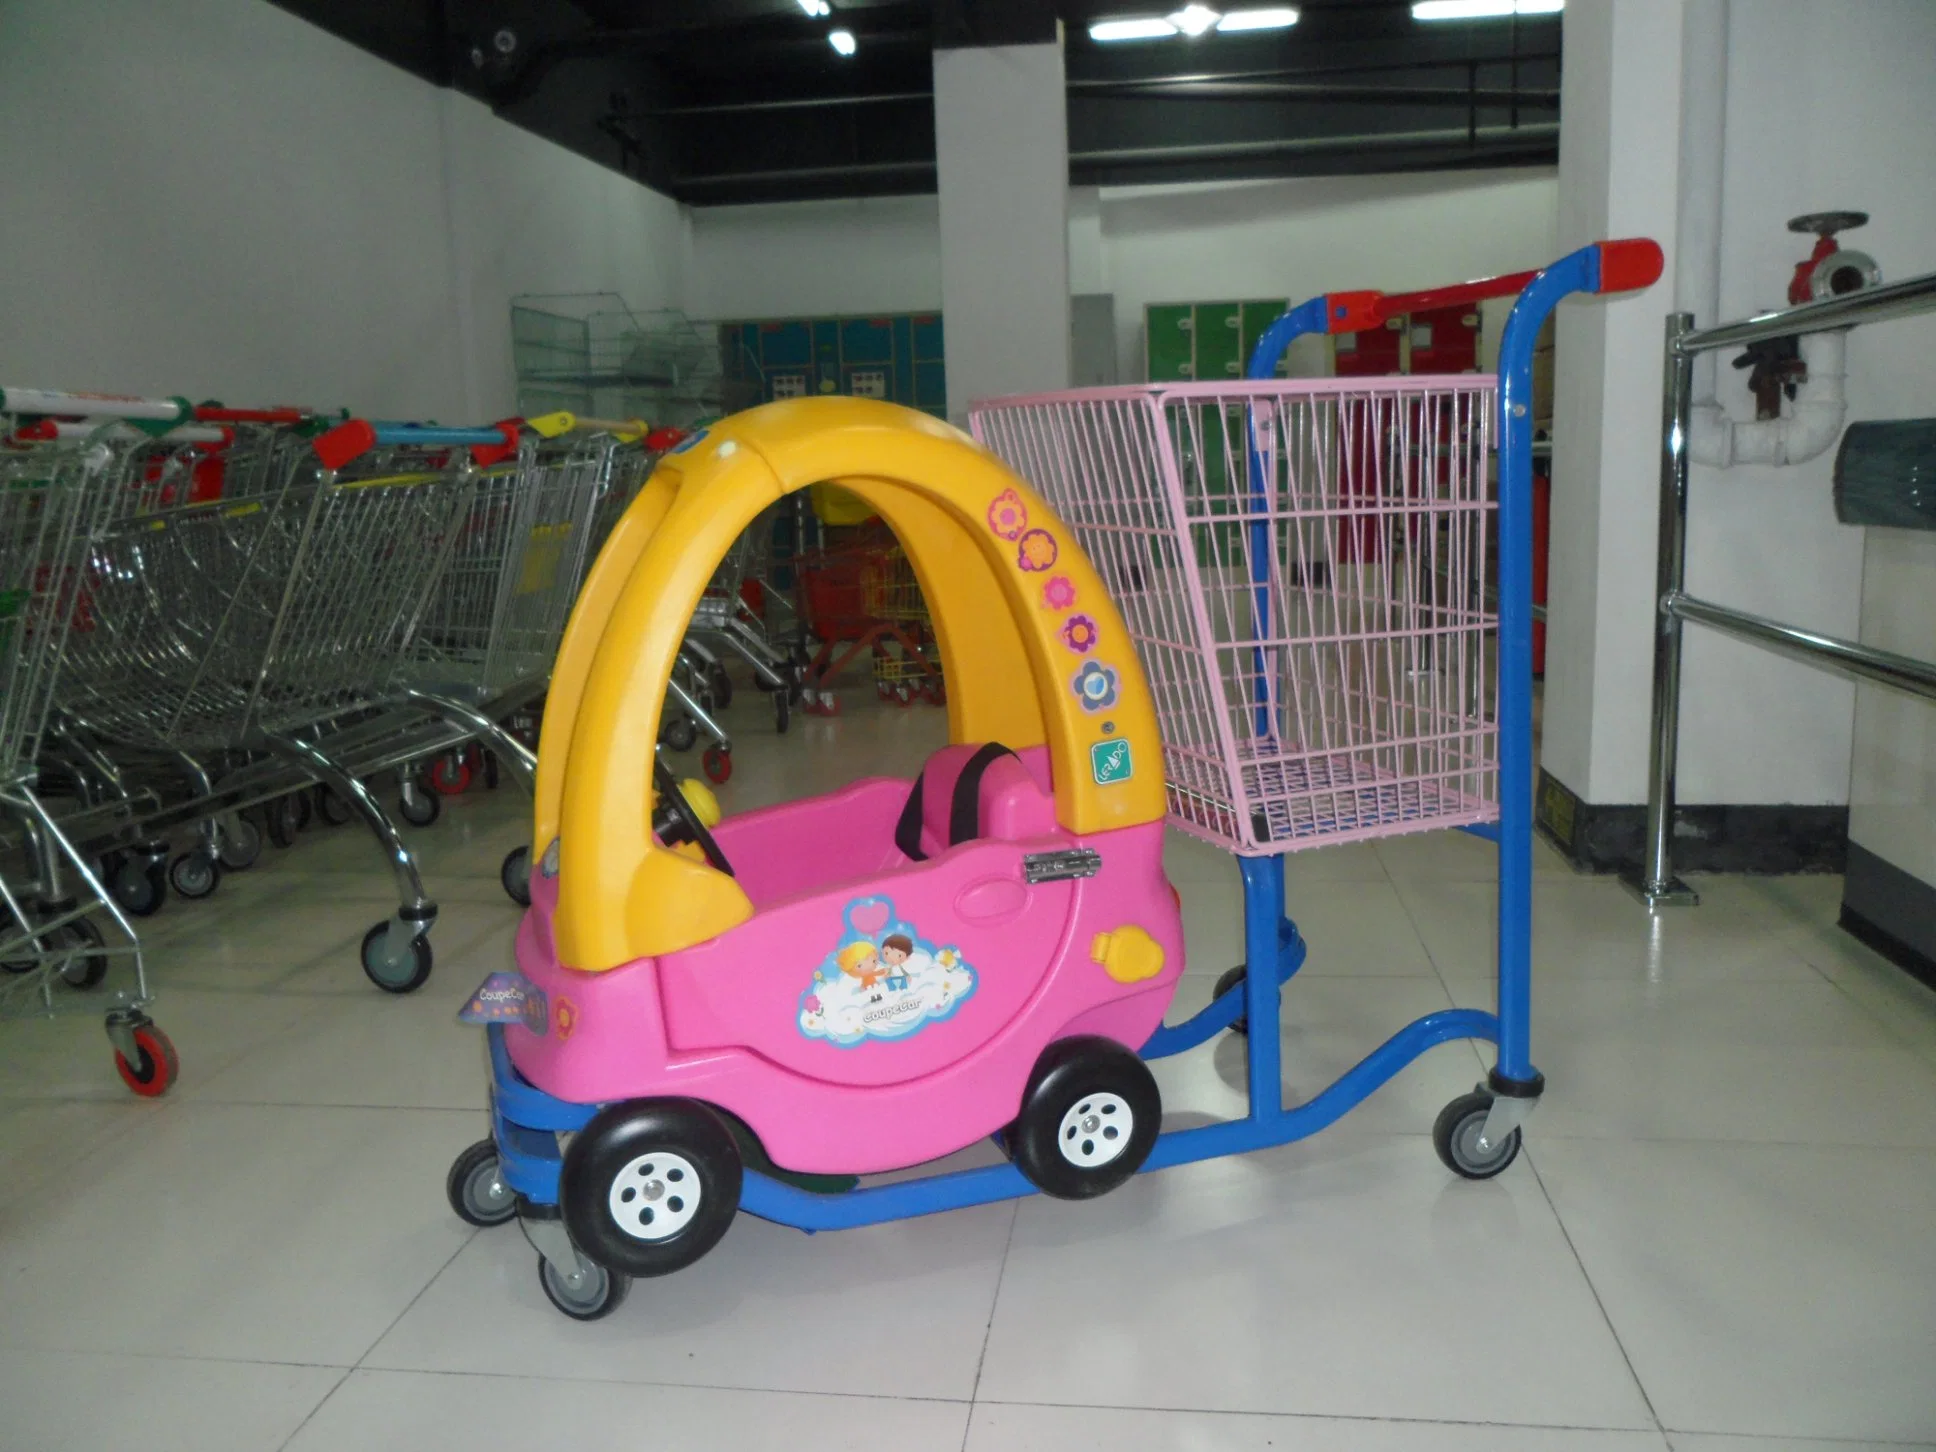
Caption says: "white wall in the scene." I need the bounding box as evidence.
[1543,0,1936,809]
[685,197,942,322]
[683,169,1560,388]
[0,0,686,422]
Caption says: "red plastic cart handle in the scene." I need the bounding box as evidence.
[1595,238,1666,294]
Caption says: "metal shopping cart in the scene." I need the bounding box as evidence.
[793,524,939,715]
[862,543,943,706]
[0,430,175,1094]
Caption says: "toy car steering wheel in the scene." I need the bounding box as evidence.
[652,759,734,877]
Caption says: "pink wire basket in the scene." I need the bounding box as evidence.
[971,377,1499,855]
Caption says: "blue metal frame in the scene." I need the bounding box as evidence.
[487,245,1627,1236]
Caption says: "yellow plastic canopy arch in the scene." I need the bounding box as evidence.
[539,397,1166,970]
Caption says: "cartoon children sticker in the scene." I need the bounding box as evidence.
[798,898,977,1047]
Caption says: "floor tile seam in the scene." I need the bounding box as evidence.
[962,1199,1024,1452]
[338,1363,977,1407]
[971,1395,1664,1434]
[346,1227,481,1378]
[1661,1432,1936,1449]
[0,1344,356,1373]
[1379,858,1491,1081]
[1523,1144,1665,1436]
[274,1365,357,1452]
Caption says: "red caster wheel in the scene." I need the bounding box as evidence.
[876,679,894,700]
[923,677,947,707]
[113,1024,179,1098]
[893,682,915,707]
[702,746,733,784]
[429,754,473,795]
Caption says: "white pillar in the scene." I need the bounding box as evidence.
[932,35,1071,423]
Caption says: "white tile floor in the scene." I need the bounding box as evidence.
[3,691,1935,1451]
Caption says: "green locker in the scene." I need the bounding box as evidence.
[1146,304,1195,381]
[1240,300,1290,377]
[1194,303,1242,382]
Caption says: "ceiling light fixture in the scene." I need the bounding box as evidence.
[828,27,857,55]
[1412,0,1561,19]
[1215,7,1299,30]
[797,0,831,16]
[1089,5,1300,42]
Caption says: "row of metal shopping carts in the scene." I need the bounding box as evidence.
[0,388,668,1093]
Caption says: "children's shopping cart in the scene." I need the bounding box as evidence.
[446,239,1660,1319]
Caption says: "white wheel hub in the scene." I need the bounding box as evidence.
[1056,1092,1132,1169]
[607,1150,700,1241]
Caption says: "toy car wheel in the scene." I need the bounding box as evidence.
[774,687,790,734]
[1213,964,1249,1036]
[397,785,440,828]
[1008,1036,1161,1200]
[538,1252,629,1321]
[168,851,220,901]
[702,746,732,784]
[315,784,355,826]
[662,716,698,752]
[501,845,532,907]
[1433,1089,1521,1180]
[446,1138,518,1227]
[58,918,108,989]
[113,1023,179,1098]
[360,921,433,994]
[217,816,262,871]
[560,1098,742,1279]
[107,853,166,918]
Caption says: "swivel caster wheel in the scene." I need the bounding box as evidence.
[397,784,441,828]
[217,816,261,871]
[168,850,220,901]
[702,746,732,784]
[1213,964,1250,1035]
[106,852,167,918]
[447,1138,518,1227]
[360,921,433,994]
[662,716,698,753]
[110,1018,179,1098]
[1433,1089,1523,1180]
[266,793,305,847]
[538,1253,629,1322]
[315,784,355,826]
[501,844,532,907]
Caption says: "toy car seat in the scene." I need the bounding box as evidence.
[893,743,1058,859]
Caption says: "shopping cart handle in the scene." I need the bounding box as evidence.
[192,404,310,425]
[313,419,521,470]
[1592,238,1666,294]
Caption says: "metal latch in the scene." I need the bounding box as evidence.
[1023,848,1101,884]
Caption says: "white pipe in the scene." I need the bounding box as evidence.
[1675,0,1848,470]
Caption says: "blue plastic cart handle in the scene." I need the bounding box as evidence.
[368,422,512,447]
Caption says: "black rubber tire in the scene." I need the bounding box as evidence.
[315,784,355,827]
[501,845,532,907]
[1213,964,1250,1036]
[1432,1089,1522,1181]
[397,786,440,828]
[359,921,433,994]
[217,817,261,871]
[107,854,166,918]
[774,686,790,735]
[560,1098,742,1279]
[484,751,501,790]
[446,1138,518,1227]
[1007,1036,1161,1200]
[538,1253,629,1321]
[168,851,220,901]
[707,661,733,711]
[266,795,303,848]
[58,917,108,990]
[662,716,698,753]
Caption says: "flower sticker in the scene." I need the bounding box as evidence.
[1041,575,1077,612]
[987,488,1028,540]
[1072,660,1120,713]
[553,997,578,1041]
[1060,613,1099,655]
[1017,528,1059,572]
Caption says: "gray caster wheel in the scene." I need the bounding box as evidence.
[360,921,433,994]
[447,1138,518,1227]
[217,816,261,871]
[397,785,440,828]
[1433,1089,1522,1180]
[168,850,220,901]
[107,853,167,917]
[538,1252,629,1321]
[501,845,531,907]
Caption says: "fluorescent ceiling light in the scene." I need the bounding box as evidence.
[1089,16,1178,40]
[1216,6,1299,30]
[828,27,856,54]
[1413,0,1561,19]
[797,0,831,16]
[1170,4,1220,34]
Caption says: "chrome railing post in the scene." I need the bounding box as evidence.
[1627,312,1701,908]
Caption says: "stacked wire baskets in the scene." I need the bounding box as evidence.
[972,377,1499,854]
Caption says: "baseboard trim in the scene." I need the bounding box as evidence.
[1839,841,1936,992]
[1535,769,1848,876]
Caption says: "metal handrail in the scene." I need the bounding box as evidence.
[1629,266,1936,909]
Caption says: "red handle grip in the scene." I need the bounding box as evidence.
[1595,238,1665,294]
[313,419,377,470]
[194,405,308,425]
